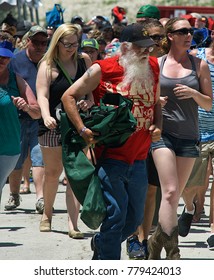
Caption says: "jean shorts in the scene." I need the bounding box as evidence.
[15,119,44,170]
[151,133,200,158]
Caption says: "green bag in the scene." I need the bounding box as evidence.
[61,93,137,149]
[61,93,137,229]
[80,173,106,230]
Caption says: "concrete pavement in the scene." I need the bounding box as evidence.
[0,179,214,260]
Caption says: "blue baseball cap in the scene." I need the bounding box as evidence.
[0,41,15,58]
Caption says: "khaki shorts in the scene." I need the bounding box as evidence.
[186,141,214,187]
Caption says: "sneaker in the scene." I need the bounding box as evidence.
[35,197,44,214]
[141,239,149,260]
[91,233,99,260]
[178,203,196,237]
[207,235,214,250]
[126,235,145,260]
[4,193,21,210]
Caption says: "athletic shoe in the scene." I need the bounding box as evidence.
[207,235,214,250]
[126,235,145,260]
[35,197,44,214]
[178,203,196,237]
[4,193,21,210]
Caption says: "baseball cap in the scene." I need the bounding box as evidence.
[99,20,112,31]
[14,20,32,36]
[136,5,160,20]
[0,41,15,58]
[28,25,48,38]
[71,15,84,24]
[120,23,155,48]
[81,39,99,50]
[15,20,32,37]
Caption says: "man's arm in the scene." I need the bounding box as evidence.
[149,82,162,142]
[15,74,41,119]
[61,63,101,144]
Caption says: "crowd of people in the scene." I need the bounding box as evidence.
[0,3,214,260]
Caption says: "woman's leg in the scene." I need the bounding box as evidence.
[66,184,83,238]
[40,146,63,224]
[20,151,32,193]
[152,148,180,235]
[149,148,195,259]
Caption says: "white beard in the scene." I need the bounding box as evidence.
[120,48,154,91]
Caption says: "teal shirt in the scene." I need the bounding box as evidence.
[0,70,21,155]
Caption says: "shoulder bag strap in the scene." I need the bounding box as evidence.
[54,59,73,85]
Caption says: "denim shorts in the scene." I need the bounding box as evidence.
[15,119,44,169]
[151,133,200,158]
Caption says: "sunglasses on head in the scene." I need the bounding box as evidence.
[170,28,194,36]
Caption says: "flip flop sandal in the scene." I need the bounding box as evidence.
[20,186,31,194]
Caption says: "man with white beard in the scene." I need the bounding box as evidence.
[61,23,162,260]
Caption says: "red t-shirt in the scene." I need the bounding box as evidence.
[93,55,159,164]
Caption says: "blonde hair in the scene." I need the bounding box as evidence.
[40,23,80,69]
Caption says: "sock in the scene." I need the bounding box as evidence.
[185,203,195,215]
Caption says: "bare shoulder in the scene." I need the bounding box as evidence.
[191,55,207,69]
[80,52,92,67]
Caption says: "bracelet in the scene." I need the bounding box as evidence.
[79,126,87,136]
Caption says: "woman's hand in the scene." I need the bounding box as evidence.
[149,124,161,142]
[44,116,57,129]
[173,84,197,99]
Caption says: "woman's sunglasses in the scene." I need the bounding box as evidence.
[170,28,194,36]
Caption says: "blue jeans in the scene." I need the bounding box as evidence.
[96,158,148,259]
[15,119,43,169]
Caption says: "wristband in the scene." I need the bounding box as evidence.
[79,126,87,136]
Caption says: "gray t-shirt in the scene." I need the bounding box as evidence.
[160,54,200,140]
